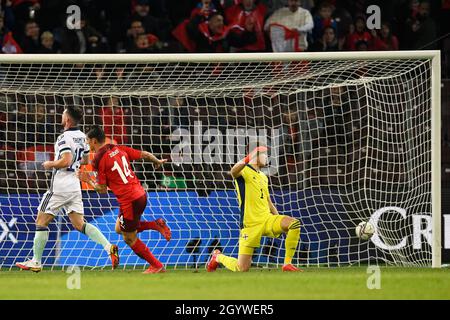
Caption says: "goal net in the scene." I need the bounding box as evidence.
[0,52,441,270]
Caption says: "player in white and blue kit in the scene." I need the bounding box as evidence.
[16,106,119,272]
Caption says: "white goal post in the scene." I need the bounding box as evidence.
[0,51,441,269]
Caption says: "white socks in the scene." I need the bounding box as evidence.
[83,223,112,253]
[32,226,49,264]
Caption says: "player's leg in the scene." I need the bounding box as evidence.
[136,218,172,241]
[122,229,164,273]
[32,212,54,265]
[218,252,253,272]
[16,211,55,272]
[121,229,162,271]
[16,191,56,272]
[68,212,119,269]
[116,201,171,241]
[24,212,54,272]
[272,215,302,271]
[115,217,122,234]
[120,195,165,273]
[208,227,260,272]
[65,191,119,268]
[208,247,253,272]
[69,212,111,252]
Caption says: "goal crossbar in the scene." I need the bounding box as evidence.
[0,51,440,64]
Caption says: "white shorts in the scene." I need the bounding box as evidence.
[37,191,84,216]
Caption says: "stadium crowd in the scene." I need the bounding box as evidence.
[0,0,448,55]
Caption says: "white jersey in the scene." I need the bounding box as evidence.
[50,127,89,193]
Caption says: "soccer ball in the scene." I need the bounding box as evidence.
[355,221,375,241]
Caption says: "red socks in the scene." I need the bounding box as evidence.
[136,221,158,233]
[130,238,163,268]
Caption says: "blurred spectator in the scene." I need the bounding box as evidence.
[170,97,190,130]
[173,0,219,52]
[0,11,21,53]
[18,20,40,53]
[225,0,267,52]
[403,0,437,50]
[263,0,314,15]
[92,64,106,83]
[302,106,325,155]
[186,12,257,53]
[281,110,300,158]
[134,0,168,19]
[38,31,59,53]
[100,97,128,145]
[60,15,108,53]
[354,39,368,51]
[0,116,5,149]
[264,0,313,52]
[112,64,129,87]
[296,106,324,183]
[345,15,372,51]
[125,19,159,52]
[311,26,340,51]
[335,0,367,18]
[130,0,172,43]
[371,22,399,51]
[323,86,346,147]
[1,1,15,31]
[10,0,39,32]
[327,4,351,50]
[312,2,338,45]
[6,103,27,149]
[130,32,159,53]
[126,19,146,49]
[191,0,220,20]
[151,104,172,155]
[277,108,300,186]
[27,104,54,145]
[1,31,22,53]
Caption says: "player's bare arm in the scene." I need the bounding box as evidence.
[230,160,247,178]
[77,171,107,193]
[140,151,167,169]
[230,146,268,178]
[42,152,73,170]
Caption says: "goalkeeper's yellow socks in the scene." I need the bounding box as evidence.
[284,219,301,265]
[217,254,240,272]
[32,226,49,263]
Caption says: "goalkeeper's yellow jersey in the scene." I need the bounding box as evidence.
[234,165,272,228]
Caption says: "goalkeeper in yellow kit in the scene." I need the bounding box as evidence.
[207,145,302,272]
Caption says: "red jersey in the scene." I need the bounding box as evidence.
[93,144,145,205]
[346,31,372,50]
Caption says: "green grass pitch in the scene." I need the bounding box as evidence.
[1,267,450,300]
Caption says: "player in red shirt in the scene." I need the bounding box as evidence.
[78,125,171,274]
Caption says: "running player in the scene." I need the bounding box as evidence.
[78,125,171,274]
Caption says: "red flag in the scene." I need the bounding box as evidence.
[172,19,197,52]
